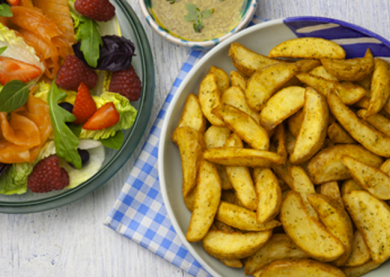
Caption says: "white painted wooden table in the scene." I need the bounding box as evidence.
[1,1,389,276]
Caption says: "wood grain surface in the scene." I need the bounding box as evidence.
[1,0,389,276]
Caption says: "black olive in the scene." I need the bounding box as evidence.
[68,149,90,169]
[58,102,74,114]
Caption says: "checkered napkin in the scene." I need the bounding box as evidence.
[104,16,266,277]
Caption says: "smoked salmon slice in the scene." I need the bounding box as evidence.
[0,93,52,164]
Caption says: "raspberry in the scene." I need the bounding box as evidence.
[56,55,98,91]
[27,155,69,193]
[109,66,142,101]
[74,0,115,22]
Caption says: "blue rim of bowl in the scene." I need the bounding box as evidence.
[0,0,155,214]
[158,16,390,277]
[139,0,258,50]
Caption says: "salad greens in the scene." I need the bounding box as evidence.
[48,81,82,169]
[69,0,103,68]
[0,163,33,195]
[0,80,30,112]
[0,4,12,18]
[99,131,124,150]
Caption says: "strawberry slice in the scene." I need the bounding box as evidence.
[0,56,42,85]
[73,82,97,124]
[82,102,119,130]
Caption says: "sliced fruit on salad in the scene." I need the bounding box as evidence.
[0,0,142,194]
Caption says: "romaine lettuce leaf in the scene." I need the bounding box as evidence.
[0,163,33,195]
[80,92,137,140]
[0,23,44,81]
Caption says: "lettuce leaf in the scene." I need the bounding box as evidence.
[35,83,138,141]
[80,92,137,140]
[0,23,44,81]
[0,163,33,195]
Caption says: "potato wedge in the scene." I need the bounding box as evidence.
[246,63,298,111]
[343,260,383,277]
[357,109,390,136]
[273,161,293,188]
[295,59,321,72]
[209,65,230,92]
[321,49,374,82]
[288,109,303,137]
[176,93,207,134]
[203,147,284,167]
[341,179,363,196]
[320,181,344,209]
[214,220,236,233]
[183,187,196,212]
[290,87,329,164]
[244,233,309,274]
[259,86,305,130]
[212,104,269,150]
[343,190,390,263]
[269,37,346,59]
[365,58,390,118]
[224,134,258,210]
[280,191,345,262]
[230,71,247,91]
[344,231,371,267]
[296,73,366,105]
[216,201,281,231]
[308,194,354,267]
[202,229,272,260]
[290,165,318,219]
[213,220,243,268]
[220,259,243,268]
[229,43,282,77]
[270,123,287,163]
[380,158,390,175]
[328,88,390,157]
[310,65,339,81]
[204,126,231,149]
[260,259,347,277]
[341,155,390,200]
[307,144,383,184]
[198,73,225,126]
[172,126,206,197]
[328,122,356,144]
[204,126,232,190]
[221,86,259,123]
[253,168,282,224]
[186,160,221,242]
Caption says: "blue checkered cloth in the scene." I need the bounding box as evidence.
[104,16,266,277]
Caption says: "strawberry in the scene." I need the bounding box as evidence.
[83,102,119,130]
[74,0,115,22]
[0,56,42,85]
[72,82,97,125]
[7,0,20,5]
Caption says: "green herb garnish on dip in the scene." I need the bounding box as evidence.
[150,0,248,41]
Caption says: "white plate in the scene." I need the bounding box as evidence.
[158,17,390,277]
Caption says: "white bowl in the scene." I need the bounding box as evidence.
[158,17,390,277]
[138,0,258,50]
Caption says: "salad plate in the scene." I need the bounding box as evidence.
[0,0,154,213]
[158,17,390,277]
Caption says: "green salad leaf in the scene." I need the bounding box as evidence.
[0,80,30,112]
[0,4,12,17]
[48,81,82,169]
[77,17,103,68]
[99,131,124,150]
[0,163,33,195]
[0,46,7,54]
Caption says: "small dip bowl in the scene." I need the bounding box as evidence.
[139,0,258,50]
